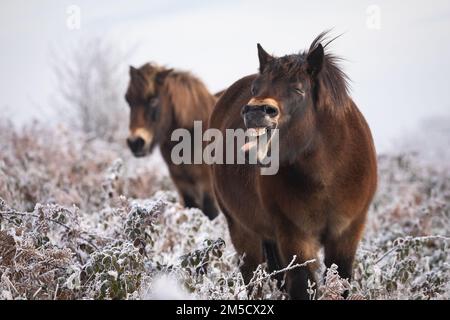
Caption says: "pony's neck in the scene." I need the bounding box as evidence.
[156,72,215,148]
[164,72,214,128]
[281,104,348,168]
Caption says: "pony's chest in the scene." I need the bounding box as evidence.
[258,167,328,231]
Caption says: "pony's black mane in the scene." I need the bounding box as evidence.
[265,31,351,109]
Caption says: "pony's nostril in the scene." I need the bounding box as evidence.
[264,105,279,117]
[135,137,145,149]
[241,105,250,116]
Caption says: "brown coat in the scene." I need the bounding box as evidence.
[209,32,377,298]
[126,63,219,219]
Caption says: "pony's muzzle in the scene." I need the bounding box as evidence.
[127,128,154,157]
[241,104,279,117]
[240,103,279,156]
[241,104,279,129]
[127,136,146,156]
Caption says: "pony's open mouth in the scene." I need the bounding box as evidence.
[241,126,277,161]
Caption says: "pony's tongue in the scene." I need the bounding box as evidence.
[241,128,266,152]
[241,140,258,152]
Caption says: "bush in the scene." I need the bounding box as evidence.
[0,120,449,300]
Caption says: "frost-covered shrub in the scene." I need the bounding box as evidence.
[124,199,165,248]
[0,121,170,212]
[0,119,449,300]
[82,242,145,299]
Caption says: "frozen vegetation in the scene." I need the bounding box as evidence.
[0,118,449,300]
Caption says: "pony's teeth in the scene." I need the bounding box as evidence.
[255,128,266,136]
[247,128,266,137]
[247,128,257,137]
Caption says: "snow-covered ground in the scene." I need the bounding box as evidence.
[0,118,448,300]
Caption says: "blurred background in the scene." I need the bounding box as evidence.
[1,0,450,151]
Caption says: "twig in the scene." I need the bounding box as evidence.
[1,274,19,296]
[53,283,59,300]
[0,209,103,250]
[32,287,42,299]
[240,255,316,293]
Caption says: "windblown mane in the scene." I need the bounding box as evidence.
[126,63,160,103]
[307,31,350,111]
[126,63,216,130]
[264,31,351,113]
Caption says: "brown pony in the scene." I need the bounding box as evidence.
[125,63,219,219]
[209,32,377,299]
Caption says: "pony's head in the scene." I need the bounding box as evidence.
[241,32,350,161]
[125,63,172,157]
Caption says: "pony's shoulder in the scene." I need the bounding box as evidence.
[214,75,256,109]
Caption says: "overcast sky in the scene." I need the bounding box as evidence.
[1,0,450,152]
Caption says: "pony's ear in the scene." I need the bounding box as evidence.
[306,43,324,76]
[129,65,143,78]
[156,68,173,85]
[257,43,273,72]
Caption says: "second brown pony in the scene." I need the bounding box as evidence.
[209,32,377,299]
[125,63,219,219]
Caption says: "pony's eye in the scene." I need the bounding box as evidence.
[294,85,305,95]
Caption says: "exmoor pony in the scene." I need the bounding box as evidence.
[209,32,377,299]
[125,63,219,220]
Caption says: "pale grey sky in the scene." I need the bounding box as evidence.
[1,0,450,152]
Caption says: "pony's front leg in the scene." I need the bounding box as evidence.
[276,230,319,300]
[323,215,366,298]
[223,214,263,293]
